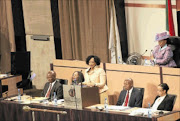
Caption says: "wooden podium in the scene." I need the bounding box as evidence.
[0,75,22,98]
[63,85,100,109]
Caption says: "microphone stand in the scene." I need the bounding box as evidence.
[73,79,78,110]
[80,70,83,88]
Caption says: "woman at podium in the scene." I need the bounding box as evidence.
[151,31,176,67]
[82,55,108,104]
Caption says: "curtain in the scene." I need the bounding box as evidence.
[58,0,111,63]
[0,0,16,73]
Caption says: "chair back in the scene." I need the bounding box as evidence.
[167,37,180,68]
[56,78,68,85]
[135,87,145,99]
[168,94,177,110]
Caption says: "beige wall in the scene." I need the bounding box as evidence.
[26,35,55,89]
[22,0,55,89]
[125,0,177,55]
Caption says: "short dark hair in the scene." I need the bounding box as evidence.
[159,83,169,93]
[86,55,101,65]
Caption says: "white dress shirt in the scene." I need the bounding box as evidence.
[151,95,166,110]
[122,87,133,106]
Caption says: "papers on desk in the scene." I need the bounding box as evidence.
[5,95,48,104]
[0,74,8,78]
[129,108,150,116]
[129,108,170,116]
[107,106,130,111]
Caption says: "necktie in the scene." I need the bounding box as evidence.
[124,91,129,106]
[46,83,52,98]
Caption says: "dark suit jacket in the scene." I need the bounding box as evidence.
[116,88,143,107]
[151,95,174,111]
[41,80,63,99]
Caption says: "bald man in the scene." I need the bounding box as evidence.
[116,78,143,107]
[42,71,63,99]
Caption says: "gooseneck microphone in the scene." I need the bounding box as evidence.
[141,50,148,56]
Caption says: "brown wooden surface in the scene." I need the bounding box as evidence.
[0,100,179,121]
[0,75,22,98]
[63,85,100,109]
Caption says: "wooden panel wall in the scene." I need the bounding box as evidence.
[53,60,103,84]
[162,68,180,111]
[106,64,160,108]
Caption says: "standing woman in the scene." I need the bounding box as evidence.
[82,55,108,104]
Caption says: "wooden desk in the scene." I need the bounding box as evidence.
[0,75,22,97]
[0,100,179,121]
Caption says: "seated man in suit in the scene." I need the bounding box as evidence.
[42,71,63,100]
[151,83,174,111]
[116,78,143,107]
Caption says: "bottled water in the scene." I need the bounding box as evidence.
[148,103,152,118]
[53,92,57,105]
[144,59,148,66]
[17,89,21,103]
[104,97,108,112]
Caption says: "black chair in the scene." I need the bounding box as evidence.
[167,36,180,68]
[135,87,145,99]
[168,94,177,110]
[56,78,68,85]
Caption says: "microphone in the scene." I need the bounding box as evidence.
[150,50,153,59]
[141,50,148,56]
[150,50,155,66]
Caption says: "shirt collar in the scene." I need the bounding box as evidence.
[159,94,166,99]
[160,44,167,51]
[127,87,133,93]
[86,66,99,72]
[50,80,56,86]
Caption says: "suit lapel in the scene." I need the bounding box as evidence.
[129,88,135,106]
[122,90,127,102]
[45,82,50,94]
[158,95,168,109]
